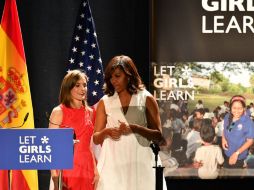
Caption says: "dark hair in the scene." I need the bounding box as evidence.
[194,108,205,116]
[59,70,87,107]
[168,109,177,120]
[200,119,215,143]
[193,118,203,132]
[103,55,145,96]
[229,95,246,109]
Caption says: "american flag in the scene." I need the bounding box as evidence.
[67,0,104,106]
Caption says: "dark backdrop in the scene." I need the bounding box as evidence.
[1,0,251,189]
[0,0,149,129]
[0,0,149,189]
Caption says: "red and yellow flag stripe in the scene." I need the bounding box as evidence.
[0,0,38,190]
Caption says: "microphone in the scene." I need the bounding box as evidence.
[150,142,160,155]
[150,142,160,167]
[0,113,29,129]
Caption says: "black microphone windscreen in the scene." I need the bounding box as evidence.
[24,113,29,122]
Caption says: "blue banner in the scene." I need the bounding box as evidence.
[0,128,73,169]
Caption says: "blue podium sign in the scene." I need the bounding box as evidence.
[0,128,73,170]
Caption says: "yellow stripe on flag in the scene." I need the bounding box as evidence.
[0,26,34,129]
[0,0,38,189]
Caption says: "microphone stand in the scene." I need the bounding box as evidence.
[150,142,164,190]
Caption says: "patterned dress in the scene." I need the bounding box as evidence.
[96,90,167,190]
[60,104,95,190]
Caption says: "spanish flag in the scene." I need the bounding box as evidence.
[0,0,38,190]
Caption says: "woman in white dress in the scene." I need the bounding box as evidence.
[93,55,167,190]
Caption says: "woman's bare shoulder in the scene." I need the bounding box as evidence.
[51,105,62,114]
[146,95,157,106]
[50,106,63,120]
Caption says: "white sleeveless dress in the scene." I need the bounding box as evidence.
[96,89,167,190]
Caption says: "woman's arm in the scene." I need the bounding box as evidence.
[229,138,254,165]
[221,130,228,150]
[48,106,63,129]
[90,144,99,189]
[129,96,163,142]
[48,106,62,190]
[93,100,122,145]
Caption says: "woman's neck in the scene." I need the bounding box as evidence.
[70,100,83,109]
[118,89,130,98]
[232,116,241,121]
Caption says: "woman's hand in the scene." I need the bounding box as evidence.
[52,175,59,190]
[51,171,68,190]
[107,127,122,140]
[119,121,132,135]
[229,152,238,165]
[222,136,228,150]
[93,169,100,190]
[51,170,59,190]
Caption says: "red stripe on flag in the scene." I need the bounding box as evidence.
[0,170,9,190]
[1,0,25,60]
[11,170,30,190]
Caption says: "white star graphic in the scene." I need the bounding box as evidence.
[86,28,90,33]
[89,54,94,60]
[84,40,88,44]
[75,36,80,41]
[72,47,77,52]
[96,69,101,74]
[181,66,192,79]
[79,62,84,67]
[92,91,97,96]
[77,24,82,30]
[87,66,92,70]
[93,32,97,37]
[83,2,87,7]
[91,43,96,48]
[81,51,85,56]
[98,58,102,63]
[69,58,75,64]
[94,80,99,85]
[88,18,92,22]
[80,13,85,18]
[41,136,49,144]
